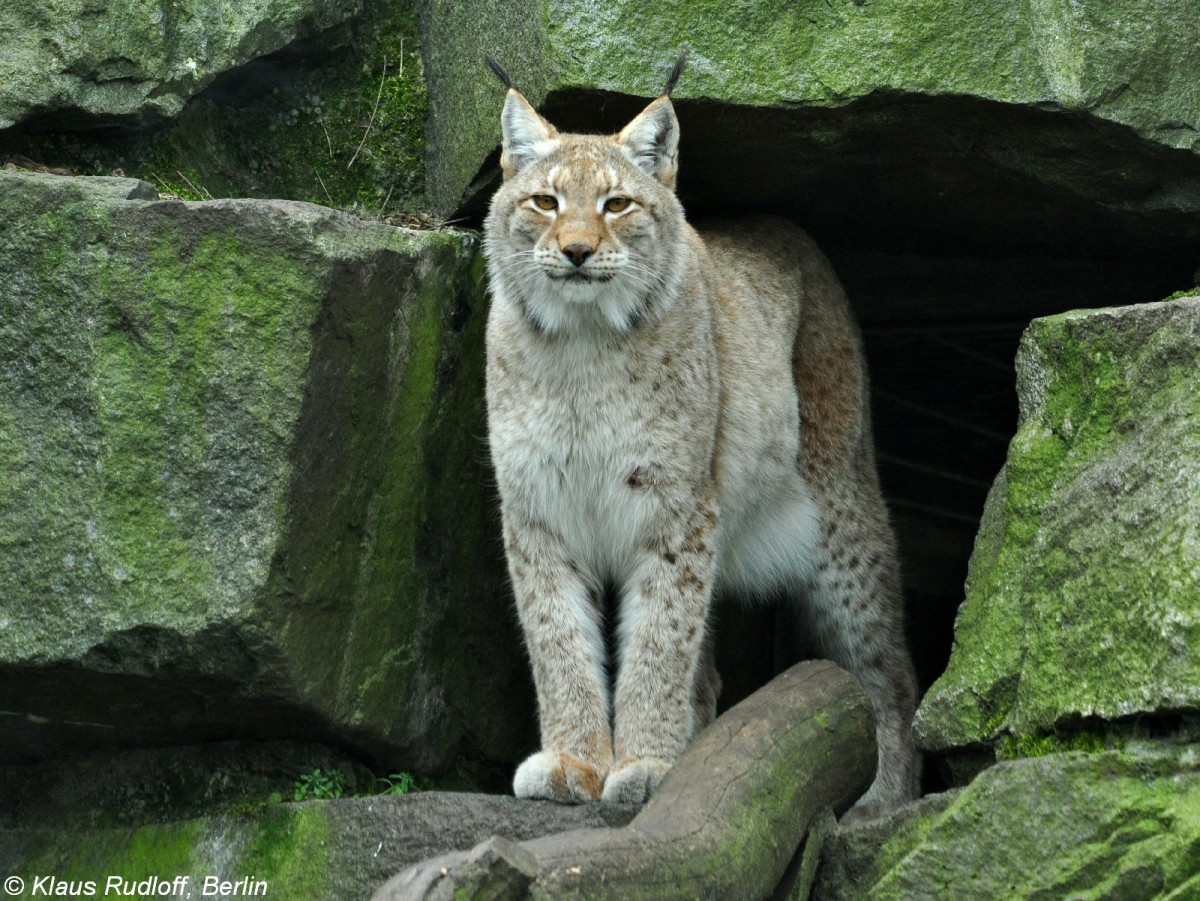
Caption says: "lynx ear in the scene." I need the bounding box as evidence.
[499,89,559,178]
[616,96,680,189]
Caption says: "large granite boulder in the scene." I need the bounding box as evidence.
[811,295,1200,898]
[1,0,428,215]
[0,170,533,775]
[915,296,1200,771]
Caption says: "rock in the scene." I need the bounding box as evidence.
[1,791,637,899]
[812,742,1200,899]
[0,170,534,775]
[421,0,1200,270]
[374,661,876,901]
[1,741,358,829]
[1,0,428,216]
[0,0,363,130]
[914,297,1200,764]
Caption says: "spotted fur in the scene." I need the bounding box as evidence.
[483,71,919,815]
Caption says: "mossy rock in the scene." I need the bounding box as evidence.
[421,0,1200,216]
[2,0,428,216]
[1,792,637,899]
[0,0,363,129]
[0,170,533,777]
[915,297,1200,763]
[813,743,1200,899]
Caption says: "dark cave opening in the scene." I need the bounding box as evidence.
[461,87,1200,740]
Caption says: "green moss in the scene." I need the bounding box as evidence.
[1163,288,1200,302]
[239,806,332,896]
[845,748,1200,899]
[547,0,1040,104]
[995,730,1110,761]
[917,300,1200,755]
[11,806,333,897]
[79,219,322,628]
[14,820,207,882]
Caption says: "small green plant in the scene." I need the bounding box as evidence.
[1163,287,1199,303]
[293,767,348,801]
[147,169,213,201]
[378,772,421,795]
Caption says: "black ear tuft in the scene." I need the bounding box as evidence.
[663,51,688,97]
[485,56,515,89]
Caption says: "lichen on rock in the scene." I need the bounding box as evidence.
[915,297,1200,763]
[421,0,1200,216]
[813,743,1200,899]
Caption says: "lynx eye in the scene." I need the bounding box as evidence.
[604,196,632,213]
[531,194,558,211]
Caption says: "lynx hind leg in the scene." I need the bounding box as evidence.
[805,478,920,822]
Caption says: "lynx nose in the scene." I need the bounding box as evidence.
[561,242,594,267]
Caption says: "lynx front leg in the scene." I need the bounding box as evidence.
[505,522,612,803]
[604,504,717,804]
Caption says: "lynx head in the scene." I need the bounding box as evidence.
[483,57,689,334]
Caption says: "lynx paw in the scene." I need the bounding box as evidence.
[600,756,672,804]
[513,751,605,803]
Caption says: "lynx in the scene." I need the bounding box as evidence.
[482,58,919,819]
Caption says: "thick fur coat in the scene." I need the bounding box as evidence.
[483,71,918,816]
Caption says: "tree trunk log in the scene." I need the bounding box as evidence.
[374,660,875,900]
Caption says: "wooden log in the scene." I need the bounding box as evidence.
[374,660,875,900]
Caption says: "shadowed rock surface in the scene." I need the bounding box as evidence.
[0,170,532,776]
